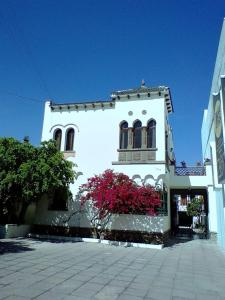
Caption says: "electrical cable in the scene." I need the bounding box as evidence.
[0,3,52,99]
[0,90,44,104]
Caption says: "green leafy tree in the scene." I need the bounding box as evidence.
[186,197,203,228]
[0,138,76,224]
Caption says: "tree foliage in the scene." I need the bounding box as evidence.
[81,169,161,220]
[0,138,76,224]
[186,197,203,226]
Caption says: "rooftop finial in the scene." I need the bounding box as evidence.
[141,79,145,87]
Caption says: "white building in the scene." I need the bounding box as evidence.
[201,19,225,251]
[33,80,215,245]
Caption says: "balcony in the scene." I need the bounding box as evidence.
[175,166,206,176]
[112,148,157,164]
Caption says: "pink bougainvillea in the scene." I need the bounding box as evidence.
[80,169,161,219]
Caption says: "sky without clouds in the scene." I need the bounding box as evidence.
[1,0,225,165]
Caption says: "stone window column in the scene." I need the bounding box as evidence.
[142,126,147,149]
[128,128,133,149]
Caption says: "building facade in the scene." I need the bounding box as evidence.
[33,80,216,244]
[201,19,225,250]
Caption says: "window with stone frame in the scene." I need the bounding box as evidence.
[147,119,156,148]
[120,121,128,149]
[53,128,62,151]
[65,128,75,151]
[133,120,142,148]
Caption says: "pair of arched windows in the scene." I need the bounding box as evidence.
[120,120,156,149]
[53,128,75,151]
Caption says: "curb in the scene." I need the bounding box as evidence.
[28,233,163,249]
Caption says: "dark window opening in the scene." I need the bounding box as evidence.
[133,120,142,148]
[120,121,128,149]
[54,129,62,151]
[147,120,156,148]
[48,187,71,211]
[65,128,74,151]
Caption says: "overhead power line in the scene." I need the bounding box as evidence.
[0,90,44,104]
[0,3,51,99]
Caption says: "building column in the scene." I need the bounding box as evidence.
[128,128,133,149]
[142,126,147,149]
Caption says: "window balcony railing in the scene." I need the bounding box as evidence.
[175,166,206,176]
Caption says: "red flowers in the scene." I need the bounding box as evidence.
[81,170,161,219]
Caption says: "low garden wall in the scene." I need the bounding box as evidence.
[32,212,170,244]
[0,224,31,238]
[32,195,170,244]
[80,213,170,233]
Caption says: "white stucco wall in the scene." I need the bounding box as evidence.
[169,165,212,188]
[37,91,171,233]
[34,195,169,234]
[80,214,170,234]
[201,19,225,247]
[207,186,218,233]
[42,94,168,195]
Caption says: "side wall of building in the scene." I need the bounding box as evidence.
[201,19,225,249]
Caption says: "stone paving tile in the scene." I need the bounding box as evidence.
[52,271,76,280]
[40,275,66,285]
[71,285,104,298]
[89,275,114,285]
[0,238,225,300]
[146,286,173,300]
[118,295,143,300]
[63,296,93,300]
[34,290,67,300]
[196,294,223,300]
[3,296,31,300]
[172,288,196,300]
[108,279,131,288]
[122,286,149,297]
[0,288,12,300]
[94,291,119,300]
[10,286,45,298]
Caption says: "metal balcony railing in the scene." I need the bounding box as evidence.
[175,166,206,176]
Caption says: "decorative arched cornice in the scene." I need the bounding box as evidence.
[155,175,165,190]
[50,123,79,133]
[143,175,156,186]
[156,174,165,183]
[132,119,142,126]
[132,175,143,185]
[132,174,142,180]
[147,118,156,126]
[119,120,129,127]
[53,127,62,136]
[144,174,155,181]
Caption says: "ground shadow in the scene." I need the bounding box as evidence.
[164,237,194,248]
[28,237,80,244]
[165,234,208,248]
[0,239,35,255]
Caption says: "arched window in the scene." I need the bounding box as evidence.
[147,120,156,148]
[133,120,142,148]
[65,128,74,151]
[54,129,62,151]
[120,121,128,149]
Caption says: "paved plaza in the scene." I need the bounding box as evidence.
[0,238,225,300]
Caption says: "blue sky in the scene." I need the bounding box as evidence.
[0,0,225,165]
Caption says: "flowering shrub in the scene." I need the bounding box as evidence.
[80,169,161,219]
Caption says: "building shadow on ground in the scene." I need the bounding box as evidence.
[0,239,35,255]
[164,237,193,248]
[28,237,80,244]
